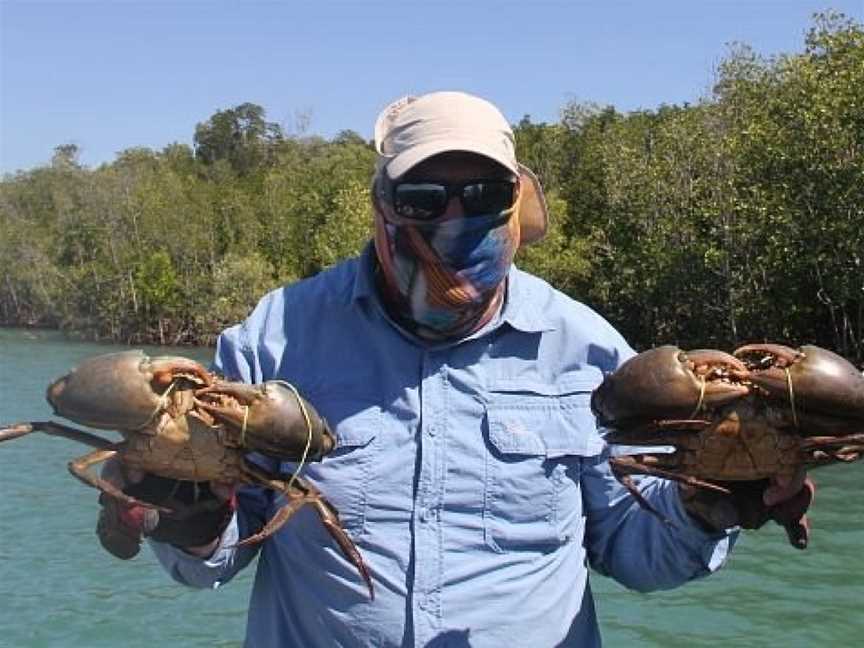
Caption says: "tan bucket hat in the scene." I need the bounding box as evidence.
[373,91,549,245]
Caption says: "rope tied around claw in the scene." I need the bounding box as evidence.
[149,378,179,426]
[689,374,707,419]
[270,380,313,491]
[785,366,799,429]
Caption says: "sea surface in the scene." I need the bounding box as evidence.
[0,328,861,647]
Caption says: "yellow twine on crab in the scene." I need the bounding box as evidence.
[275,381,313,492]
[785,367,799,428]
[689,375,707,419]
[239,404,249,446]
[148,379,179,427]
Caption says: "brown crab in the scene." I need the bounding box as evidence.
[0,350,374,599]
[591,343,864,498]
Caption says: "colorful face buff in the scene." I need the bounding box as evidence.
[374,193,521,341]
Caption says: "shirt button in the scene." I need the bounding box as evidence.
[420,506,435,522]
[427,424,438,436]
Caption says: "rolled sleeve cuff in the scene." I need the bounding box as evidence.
[149,513,241,589]
[668,483,739,572]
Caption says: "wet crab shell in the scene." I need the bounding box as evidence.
[590,346,749,427]
[735,344,864,419]
[45,351,212,432]
[195,380,336,461]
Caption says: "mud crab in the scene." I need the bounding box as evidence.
[591,343,864,500]
[0,350,374,599]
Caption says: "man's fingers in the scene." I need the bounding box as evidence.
[210,481,236,502]
[771,477,816,522]
[764,467,807,506]
[97,504,142,560]
[768,476,815,549]
[125,466,146,484]
[783,514,811,550]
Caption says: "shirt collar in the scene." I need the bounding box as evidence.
[499,265,557,334]
[351,242,556,335]
[351,243,379,302]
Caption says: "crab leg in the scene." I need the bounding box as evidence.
[610,455,733,530]
[610,455,732,494]
[801,433,864,450]
[604,419,712,445]
[241,462,374,600]
[801,433,864,464]
[0,421,115,448]
[68,444,172,513]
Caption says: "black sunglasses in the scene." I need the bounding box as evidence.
[386,179,517,221]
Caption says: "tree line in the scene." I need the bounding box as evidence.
[1,13,861,362]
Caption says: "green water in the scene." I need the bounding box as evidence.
[1,328,861,646]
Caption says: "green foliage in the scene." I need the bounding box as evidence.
[194,103,284,175]
[0,13,861,360]
[516,192,594,296]
[311,180,374,270]
[204,251,276,341]
[134,251,180,316]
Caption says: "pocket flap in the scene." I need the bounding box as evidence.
[486,398,604,458]
[487,368,603,396]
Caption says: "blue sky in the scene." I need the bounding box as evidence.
[2,1,862,173]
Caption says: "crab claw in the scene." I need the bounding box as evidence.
[734,343,864,419]
[46,351,213,431]
[591,346,750,427]
[195,381,335,461]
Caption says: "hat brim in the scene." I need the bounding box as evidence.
[383,137,519,179]
[517,164,548,246]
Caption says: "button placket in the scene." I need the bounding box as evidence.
[413,350,445,639]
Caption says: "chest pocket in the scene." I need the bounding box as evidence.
[483,374,604,553]
[281,400,380,538]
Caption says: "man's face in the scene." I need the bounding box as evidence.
[371,149,523,339]
[387,151,518,221]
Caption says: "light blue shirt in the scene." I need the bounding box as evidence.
[152,246,735,647]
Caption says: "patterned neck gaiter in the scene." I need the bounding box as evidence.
[373,196,521,341]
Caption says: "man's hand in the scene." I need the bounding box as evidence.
[96,459,235,560]
[680,468,816,549]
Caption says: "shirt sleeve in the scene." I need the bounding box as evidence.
[148,484,273,588]
[211,320,258,382]
[581,451,738,593]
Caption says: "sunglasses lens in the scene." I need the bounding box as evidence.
[393,183,449,220]
[462,182,515,214]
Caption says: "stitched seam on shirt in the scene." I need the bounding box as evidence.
[550,463,560,528]
[483,439,500,553]
[435,367,448,621]
[356,433,373,536]
[237,326,256,381]
[352,415,380,537]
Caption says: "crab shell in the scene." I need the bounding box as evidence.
[620,399,806,481]
[46,350,212,431]
[590,346,750,428]
[121,390,246,481]
[735,344,864,420]
[195,380,335,461]
[45,350,335,464]
[594,343,864,484]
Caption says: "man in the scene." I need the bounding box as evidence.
[99,91,813,647]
